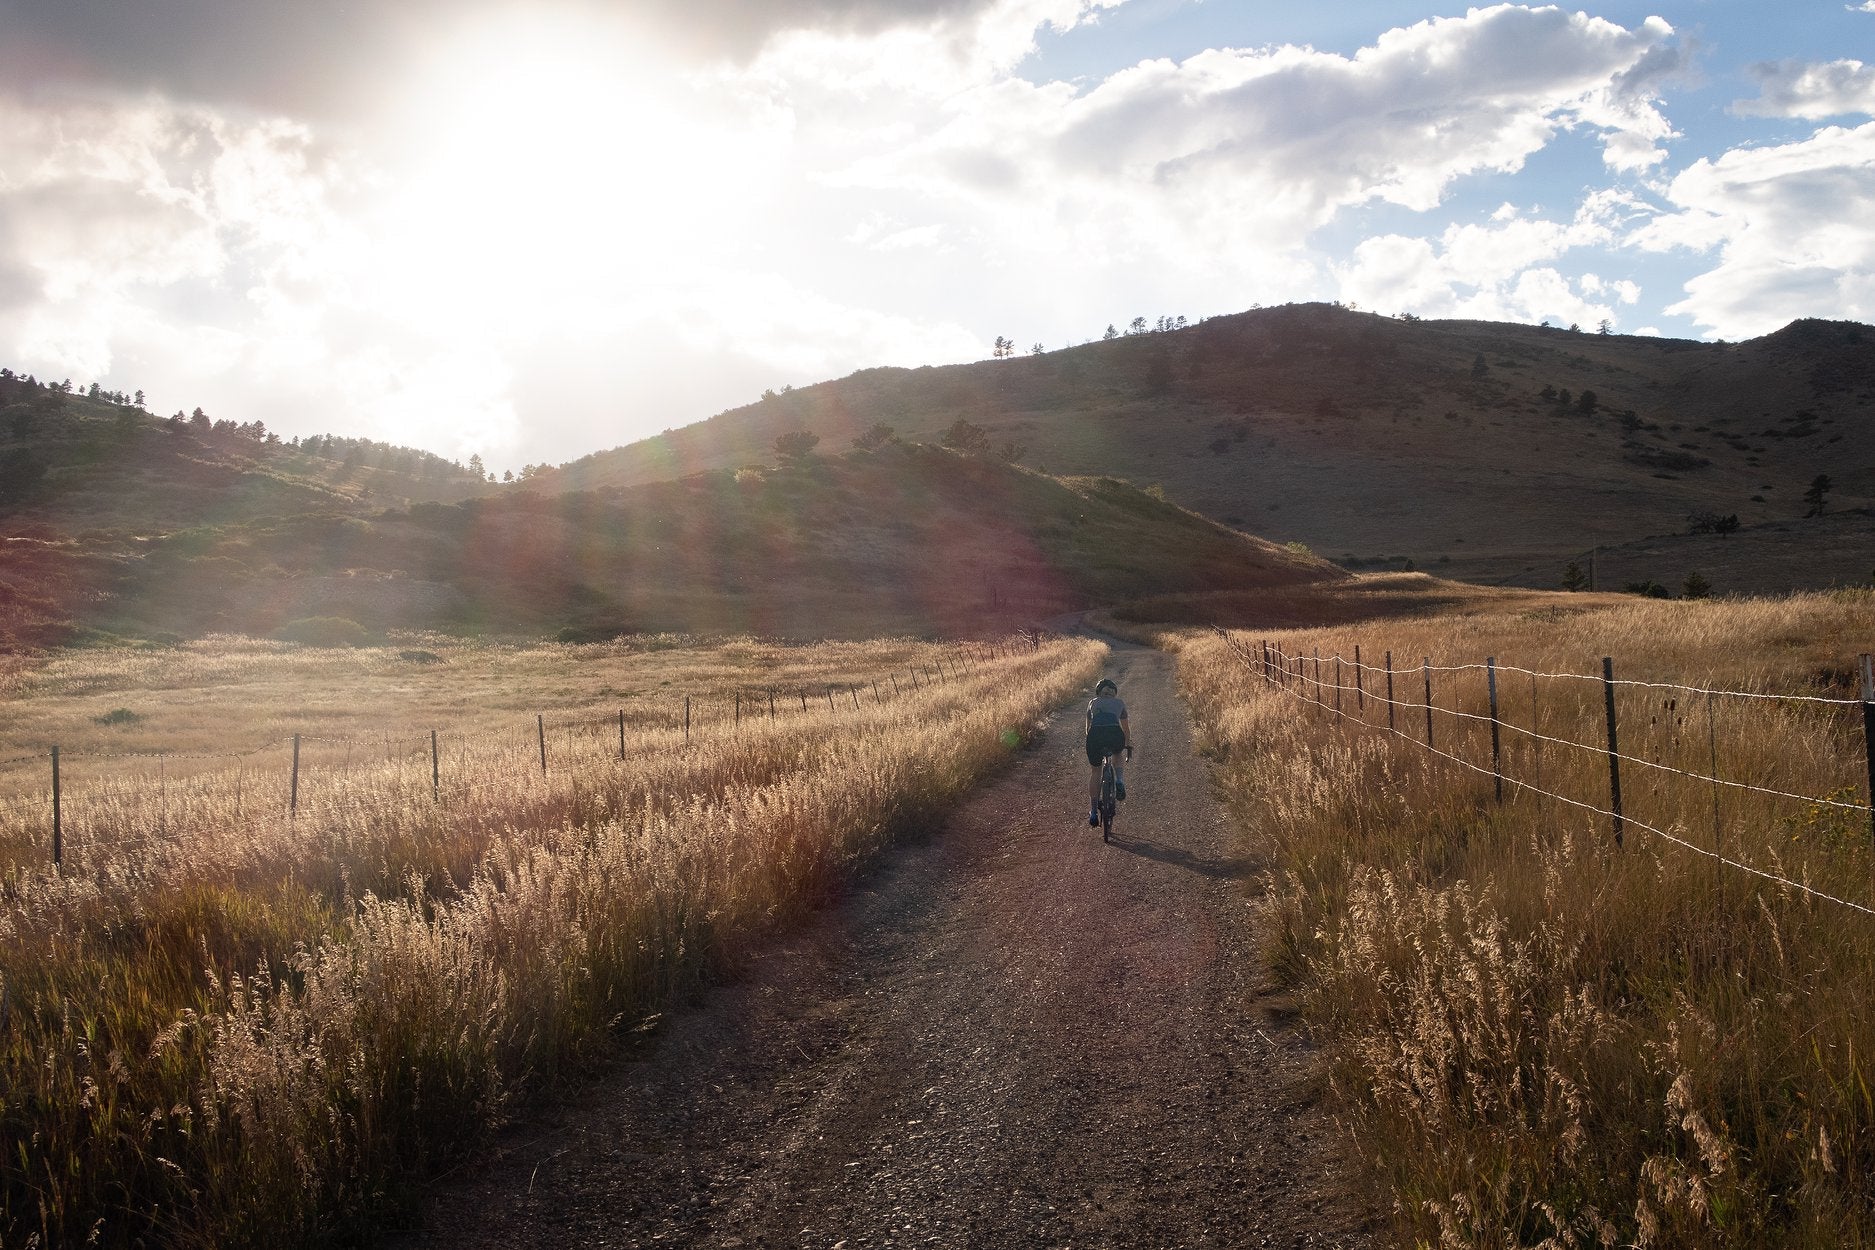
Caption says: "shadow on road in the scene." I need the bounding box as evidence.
[1107,832,1255,880]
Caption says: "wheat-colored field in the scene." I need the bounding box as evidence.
[1171,589,1875,1248]
[0,631,1103,1247]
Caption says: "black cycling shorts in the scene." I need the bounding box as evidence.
[1085,724,1126,766]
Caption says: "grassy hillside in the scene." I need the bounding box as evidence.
[545,305,1875,596]
[0,375,491,533]
[2,440,1339,648]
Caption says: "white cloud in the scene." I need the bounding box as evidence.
[1332,198,1636,327]
[1733,59,1875,120]
[1634,122,1875,338]
[810,4,1677,295]
[0,86,983,466]
[750,0,1121,96]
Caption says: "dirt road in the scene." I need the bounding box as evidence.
[405,639,1376,1249]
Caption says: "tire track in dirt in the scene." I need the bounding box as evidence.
[402,638,1376,1249]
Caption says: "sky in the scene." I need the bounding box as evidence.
[1,1,1872,473]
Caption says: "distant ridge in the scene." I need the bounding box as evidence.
[544,305,1875,595]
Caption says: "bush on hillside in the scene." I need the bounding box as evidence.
[276,616,371,647]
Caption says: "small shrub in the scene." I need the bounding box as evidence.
[276,616,370,647]
[94,707,144,726]
[397,650,444,664]
[555,624,627,645]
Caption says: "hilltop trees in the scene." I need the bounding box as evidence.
[852,422,896,451]
[1804,474,1832,516]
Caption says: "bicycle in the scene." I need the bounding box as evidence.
[1096,745,1130,842]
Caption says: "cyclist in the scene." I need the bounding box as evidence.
[1085,677,1131,826]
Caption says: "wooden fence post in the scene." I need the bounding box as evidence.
[685,696,691,744]
[1487,657,1502,803]
[1334,656,1343,719]
[736,692,742,726]
[1422,657,1434,750]
[801,689,809,712]
[1355,645,1365,711]
[432,729,441,802]
[51,745,61,869]
[291,733,301,817]
[618,710,626,759]
[851,686,861,711]
[538,714,547,774]
[770,690,777,719]
[1603,656,1624,847]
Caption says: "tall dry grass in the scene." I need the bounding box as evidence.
[1173,590,1875,1248]
[1,633,1102,1246]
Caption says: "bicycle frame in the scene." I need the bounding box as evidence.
[1097,751,1120,842]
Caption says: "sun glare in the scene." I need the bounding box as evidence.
[375,12,770,328]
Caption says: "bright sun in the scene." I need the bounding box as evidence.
[376,12,767,328]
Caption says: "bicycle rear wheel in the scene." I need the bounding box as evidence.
[1099,761,1116,841]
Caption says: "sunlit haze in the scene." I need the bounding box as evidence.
[2,0,1872,472]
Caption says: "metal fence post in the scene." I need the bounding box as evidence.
[685,696,691,744]
[1487,657,1502,803]
[51,745,61,869]
[432,728,441,802]
[1385,652,1395,733]
[1603,656,1624,847]
[538,714,547,774]
[618,709,626,760]
[291,733,301,817]
[1422,657,1434,750]
[1334,656,1343,719]
[1860,653,1875,841]
[1355,645,1364,711]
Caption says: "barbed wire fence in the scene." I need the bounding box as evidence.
[1214,628,1875,917]
[2,633,1056,869]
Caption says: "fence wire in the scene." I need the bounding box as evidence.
[1222,630,1875,918]
[0,638,1047,865]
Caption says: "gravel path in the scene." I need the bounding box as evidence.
[402,639,1377,1249]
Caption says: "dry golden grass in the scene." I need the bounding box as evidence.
[1168,588,1875,1248]
[0,632,1102,1247]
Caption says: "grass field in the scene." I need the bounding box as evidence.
[0,631,1104,1247]
[1164,585,1875,1247]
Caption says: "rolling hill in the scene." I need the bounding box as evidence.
[6,303,1873,650]
[0,436,1339,647]
[544,304,1875,595]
